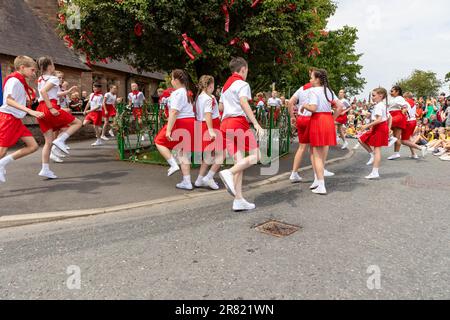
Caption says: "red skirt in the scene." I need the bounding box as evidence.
[37,100,76,133]
[296,116,311,144]
[220,116,258,156]
[85,111,103,126]
[0,112,33,147]
[309,112,337,147]
[102,104,117,118]
[335,114,348,125]
[402,120,417,141]
[133,107,143,120]
[360,121,389,147]
[194,118,225,152]
[155,117,195,152]
[390,110,407,130]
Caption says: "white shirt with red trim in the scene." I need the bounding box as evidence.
[169,87,195,119]
[89,93,104,111]
[0,78,27,119]
[371,101,388,121]
[340,98,351,110]
[104,92,117,105]
[267,97,282,108]
[128,92,145,108]
[219,80,251,120]
[388,96,409,112]
[293,85,313,117]
[196,92,219,121]
[307,87,337,113]
[37,75,60,102]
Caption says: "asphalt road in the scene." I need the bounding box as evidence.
[0,144,449,299]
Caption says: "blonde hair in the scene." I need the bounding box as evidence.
[55,70,64,78]
[14,56,36,70]
[404,92,413,99]
[373,87,388,104]
[197,75,214,95]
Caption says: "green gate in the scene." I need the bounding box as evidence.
[117,103,291,165]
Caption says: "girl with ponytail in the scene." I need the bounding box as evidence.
[301,69,344,195]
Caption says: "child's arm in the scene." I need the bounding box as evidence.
[103,94,108,116]
[40,82,60,116]
[332,100,344,121]
[6,96,44,119]
[83,96,91,115]
[165,110,178,141]
[57,86,77,97]
[240,97,264,137]
[204,112,216,140]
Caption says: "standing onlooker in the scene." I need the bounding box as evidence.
[425,98,438,119]
[69,92,82,112]
[81,90,89,111]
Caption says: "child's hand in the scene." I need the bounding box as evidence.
[208,129,217,141]
[49,108,60,116]
[166,130,173,141]
[254,124,265,139]
[30,110,45,119]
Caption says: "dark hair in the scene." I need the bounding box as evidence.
[312,69,335,103]
[36,56,54,76]
[172,69,196,103]
[229,57,248,73]
[93,83,102,88]
[391,85,403,96]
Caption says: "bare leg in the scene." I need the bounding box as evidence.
[292,143,308,172]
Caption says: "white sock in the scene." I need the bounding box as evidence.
[196,175,204,183]
[205,170,216,180]
[57,132,70,143]
[318,180,325,188]
[42,163,50,171]
[369,152,374,157]
[167,157,177,167]
[372,168,379,175]
[183,175,191,183]
[0,155,15,168]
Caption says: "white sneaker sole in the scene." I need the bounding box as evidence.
[219,171,236,197]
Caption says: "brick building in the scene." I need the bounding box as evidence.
[0,0,165,102]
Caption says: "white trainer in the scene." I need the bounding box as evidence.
[176,181,193,190]
[202,177,220,190]
[290,172,303,183]
[309,181,319,190]
[341,141,349,150]
[324,169,335,177]
[421,146,427,158]
[109,129,115,137]
[65,144,71,150]
[312,186,327,195]
[100,135,110,141]
[91,140,104,146]
[51,147,66,158]
[365,173,380,180]
[353,143,361,150]
[53,139,69,155]
[366,155,375,166]
[0,166,6,183]
[219,169,236,197]
[38,169,58,179]
[388,137,398,147]
[233,199,256,211]
[410,154,419,159]
[50,153,64,163]
[439,154,450,161]
[387,153,401,160]
[141,135,146,142]
[167,165,180,177]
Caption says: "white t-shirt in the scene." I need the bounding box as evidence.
[59,94,70,108]
[0,77,27,119]
[293,85,313,117]
[219,80,252,120]
[195,92,220,121]
[407,102,416,121]
[89,93,104,111]
[169,87,195,119]
[256,100,265,109]
[128,91,145,108]
[340,98,351,110]
[38,75,60,102]
[371,102,388,122]
[104,92,117,105]
[307,87,337,113]
[388,96,408,111]
[267,97,282,108]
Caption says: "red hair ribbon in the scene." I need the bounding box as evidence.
[134,23,143,37]
[251,0,263,8]
[63,35,74,48]
[182,33,203,60]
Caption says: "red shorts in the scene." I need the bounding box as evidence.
[309,112,337,147]
[85,111,103,126]
[360,121,389,147]
[274,108,281,122]
[155,117,195,152]
[37,100,76,133]
[194,118,225,152]
[220,116,258,156]
[335,114,348,125]
[133,107,143,120]
[0,112,33,148]
[402,120,417,141]
[103,104,117,118]
[296,116,311,144]
[390,110,407,130]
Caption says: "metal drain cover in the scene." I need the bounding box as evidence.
[255,220,300,237]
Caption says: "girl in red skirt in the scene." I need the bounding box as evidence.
[335,89,351,150]
[358,88,390,179]
[301,69,344,195]
[83,84,105,146]
[36,56,82,179]
[193,75,224,190]
[387,85,409,160]
[401,92,427,159]
[101,85,118,140]
[155,69,196,190]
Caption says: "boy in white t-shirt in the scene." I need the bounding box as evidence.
[218,57,264,212]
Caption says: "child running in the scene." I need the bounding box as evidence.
[83,84,105,147]
[101,85,118,140]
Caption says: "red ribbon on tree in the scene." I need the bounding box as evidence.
[63,35,74,48]
[221,0,235,32]
[58,13,65,24]
[134,23,143,37]
[229,38,250,53]
[308,44,321,58]
[81,34,93,46]
[182,33,203,60]
[251,0,263,8]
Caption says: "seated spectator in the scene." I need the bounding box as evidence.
[346,124,356,138]
[69,92,83,112]
[429,114,442,130]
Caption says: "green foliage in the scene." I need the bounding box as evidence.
[396,70,444,98]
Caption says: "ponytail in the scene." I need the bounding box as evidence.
[172,69,197,104]
[313,69,335,103]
